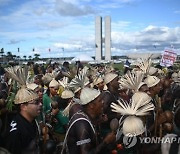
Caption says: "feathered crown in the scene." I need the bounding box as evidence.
[5,66,38,104]
[58,77,70,90]
[69,66,89,93]
[111,92,154,116]
[119,71,144,93]
[136,56,152,76]
[104,63,115,74]
[42,72,56,85]
[111,92,154,136]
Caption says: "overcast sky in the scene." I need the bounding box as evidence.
[0,0,180,58]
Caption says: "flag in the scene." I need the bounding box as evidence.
[18,48,20,52]
[49,48,51,52]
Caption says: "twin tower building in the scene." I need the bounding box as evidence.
[95,16,111,61]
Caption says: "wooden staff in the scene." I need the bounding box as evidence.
[158,97,162,138]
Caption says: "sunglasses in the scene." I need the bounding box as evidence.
[28,100,41,105]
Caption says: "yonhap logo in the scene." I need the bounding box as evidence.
[123,134,137,148]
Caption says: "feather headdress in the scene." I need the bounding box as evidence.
[42,73,55,85]
[119,71,144,93]
[111,92,154,116]
[59,77,75,116]
[69,66,90,93]
[5,66,38,104]
[58,77,69,90]
[136,57,152,76]
[111,92,154,136]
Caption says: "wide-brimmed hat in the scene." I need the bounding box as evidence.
[80,87,100,105]
[144,75,160,88]
[104,73,118,84]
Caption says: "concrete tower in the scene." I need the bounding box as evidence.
[95,16,102,61]
[105,16,111,61]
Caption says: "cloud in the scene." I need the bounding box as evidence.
[0,0,12,6]
[98,0,138,9]
[111,25,180,55]
[174,10,180,14]
[55,0,97,16]
[8,39,24,44]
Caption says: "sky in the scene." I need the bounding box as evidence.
[0,0,180,58]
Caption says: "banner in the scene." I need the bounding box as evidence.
[160,47,177,67]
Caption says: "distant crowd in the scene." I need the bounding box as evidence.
[0,58,180,154]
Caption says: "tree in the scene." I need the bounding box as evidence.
[28,55,32,60]
[34,53,40,61]
[0,48,4,57]
[6,51,13,61]
[23,55,27,61]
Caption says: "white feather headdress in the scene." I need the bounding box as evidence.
[69,66,90,93]
[111,92,154,116]
[59,77,74,117]
[136,57,152,76]
[5,66,38,104]
[111,92,154,136]
[5,66,28,86]
[58,77,69,90]
[119,71,144,93]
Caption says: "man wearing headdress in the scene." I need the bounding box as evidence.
[99,73,120,138]
[61,87,116,154]
[144,75,163,136]
[3,66,42,154]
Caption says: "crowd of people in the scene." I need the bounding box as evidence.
[0,58,179,154]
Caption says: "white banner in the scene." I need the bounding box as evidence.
[160,47,177,67]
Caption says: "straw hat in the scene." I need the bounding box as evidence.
[5,66,38,104]
[27,83,38,91]
[80,87,100,105]
[15,87,39,104]
[137,82,146,90]
[93,77,103,86]
[123,116,145,136]
[49,78,59,88]
[148,67,158,75]
[42,73,54,85]
[104,73,118,84]
[144,76,160,88]
[61,90,74,99]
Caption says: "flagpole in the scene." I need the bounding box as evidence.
[18,48,20,64]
